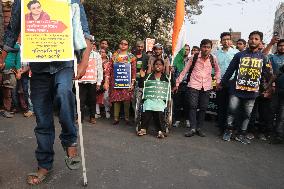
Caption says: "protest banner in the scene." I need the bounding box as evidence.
[146,38,155,52]
[79,58,97,82]
[114,63,131,88]
[236,57,263,92]
[142,80,169,101]
[21,0,74,62]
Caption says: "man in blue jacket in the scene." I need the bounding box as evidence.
[0,0,92,185]
[220,31,271,144]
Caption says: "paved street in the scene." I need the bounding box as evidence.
[0,114,284,189]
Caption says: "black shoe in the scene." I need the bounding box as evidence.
[185,129,196,137]
[196,129,206,137]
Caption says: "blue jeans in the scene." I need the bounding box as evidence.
[227,95,255,132]
[30,67,77,170]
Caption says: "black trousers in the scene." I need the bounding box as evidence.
[189,87,210,130]
[216,85,230,130]
[174,83,190,121]
[139,111,165,133]
[79,83,97,119]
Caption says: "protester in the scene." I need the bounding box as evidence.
[175,39,221,137]
[132,41,148,112]
[262,36,284,143]
[191,46,200,56]
[147,43,170,75]
[137,58,173,138]
[96,48,111,119]
[173,44,191,128]
[79,42,103,124]
[236,39,247,52]
[0,0,92,185]
[1,36,21,118]
[215,32,239,134]
[99,39,112,59]
[221,31,272,144]
[104,39,136,125]
[21,62,34,117]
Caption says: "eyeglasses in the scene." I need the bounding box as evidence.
[120,43,128,46]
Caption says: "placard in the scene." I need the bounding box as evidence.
[114,63,131,88]
[21,0,74,62]
[79,58,97,82]
[146,38,155,52]
[142,80,169,100]
[236,57,263,92]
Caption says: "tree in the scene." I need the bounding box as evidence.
[84,0,203,51]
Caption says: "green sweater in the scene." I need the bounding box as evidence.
[4,43,21,70]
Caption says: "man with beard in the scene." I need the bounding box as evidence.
[146,43,170,75]
[263,36,284,143]
[221,31,271,144]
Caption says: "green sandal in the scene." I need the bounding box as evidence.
[64,144,81,170]
[27,169,52,185]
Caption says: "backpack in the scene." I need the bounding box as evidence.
[186,53,215,82]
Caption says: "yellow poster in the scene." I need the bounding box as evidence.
[21,0,74,62]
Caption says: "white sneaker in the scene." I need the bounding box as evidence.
[173,121,180,127]
[95,114,101,119]
[105,111,111,119]
[186,120,191,128]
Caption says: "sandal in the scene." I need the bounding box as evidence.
[27,168,52,185]
[137,129,147,136]
[64,144,81,170]
[89,117,96,124]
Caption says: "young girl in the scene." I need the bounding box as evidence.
[137,58,173,138]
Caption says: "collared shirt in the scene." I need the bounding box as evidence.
[214,47,239,77]
[176,53,221,91]
[25,11,50,21]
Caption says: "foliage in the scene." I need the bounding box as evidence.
[84,0,203,51]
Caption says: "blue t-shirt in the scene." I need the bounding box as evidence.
[269,54,284,89]
[215,47,239,77]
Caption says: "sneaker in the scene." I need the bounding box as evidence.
[24,111,34,118]
[186,120,191,128]
[2,111,14,118]
[185,129,196,137]
[105,111,111,119]
[196,129,206,137]
[223,130,232,141]
[235,135,251,144]
[258,133,267,141]
[95,114,101,119]
[173,121,180,128]
[246,133,255,140]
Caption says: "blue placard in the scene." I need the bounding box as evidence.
[114,62,131,89]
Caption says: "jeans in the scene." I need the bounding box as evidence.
[174,83,190,121]
[30,67,77,170]
[227,95,255,132]
[188,87,210,130]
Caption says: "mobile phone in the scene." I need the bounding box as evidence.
[273,32,279,37]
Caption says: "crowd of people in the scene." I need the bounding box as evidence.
[0,0,284,186]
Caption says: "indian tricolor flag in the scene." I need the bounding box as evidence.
[172,0,186,72]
